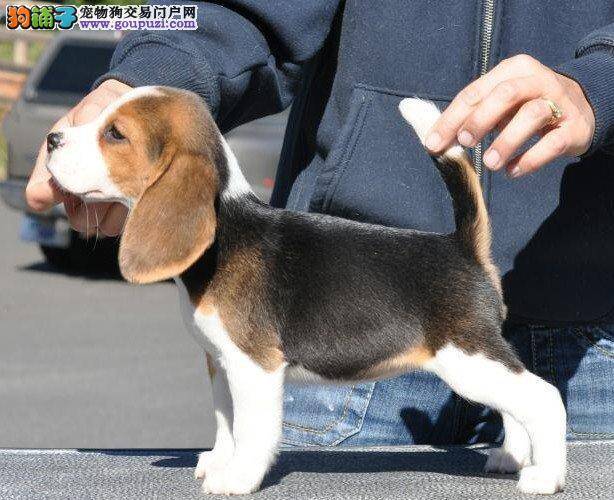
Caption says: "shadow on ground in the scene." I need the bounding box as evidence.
[79,447,507,491]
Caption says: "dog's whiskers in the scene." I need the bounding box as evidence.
[93,206,100,250]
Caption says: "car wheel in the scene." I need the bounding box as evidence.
[40,231,120,276]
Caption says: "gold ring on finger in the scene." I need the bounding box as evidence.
[543,98,563,126]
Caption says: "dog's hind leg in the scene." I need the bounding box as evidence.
[195,353,235,480]
[425,343,566,495]
[484,411,531,473]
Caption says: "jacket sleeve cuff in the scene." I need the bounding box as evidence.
[556,50,614,155]
[93,34,220,117]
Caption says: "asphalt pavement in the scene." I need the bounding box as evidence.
[0,206,215,448]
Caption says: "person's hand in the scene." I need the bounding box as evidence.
[26,79,132,236]
[425,54,595,178]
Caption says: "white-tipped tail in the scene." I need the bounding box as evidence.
[398,98,465,161]
[398,98,499,295]
[398,98,441,145]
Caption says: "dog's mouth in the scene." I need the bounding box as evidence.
[48,175,104,200]
[79,190,107,202]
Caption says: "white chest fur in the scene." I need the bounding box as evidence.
[173,277,233,358]
[172,278,287,495]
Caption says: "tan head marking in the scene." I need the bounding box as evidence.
[97,87,222,283]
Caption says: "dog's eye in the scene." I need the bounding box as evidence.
[104,124,126,143]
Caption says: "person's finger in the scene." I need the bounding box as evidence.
[426,54,544,153]
[25,158,64,211]
[483,98,556,170]
[99,203,129,237]
[495,114,513,133]
[73,88,115,125]
[65,199,111,236]
[424,79,485,152]
[64,195,85,231]
[457,76,550,148]
[506,127,571,178]
[72,80,132,125]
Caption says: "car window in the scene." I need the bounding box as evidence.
[30,43,115,105]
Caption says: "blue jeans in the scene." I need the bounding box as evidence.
[282,322,614,446]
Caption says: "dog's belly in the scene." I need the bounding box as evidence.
[284,365,390,385]
[285,365,337,384]
[284,353,427,385]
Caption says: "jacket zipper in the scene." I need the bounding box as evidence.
[475,0,495,177]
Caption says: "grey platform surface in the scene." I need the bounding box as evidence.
[1,441,612,500]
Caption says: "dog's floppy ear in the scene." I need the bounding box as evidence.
[119,152,218,284]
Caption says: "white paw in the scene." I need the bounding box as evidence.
[194,450,232,480]
[517,465,565,495]
[201,460,264,496]
[484,446,530,474]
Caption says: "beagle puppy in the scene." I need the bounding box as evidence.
[45,86,567,496]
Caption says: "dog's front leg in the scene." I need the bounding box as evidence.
[201,352,285,495]
[195,353,235,480]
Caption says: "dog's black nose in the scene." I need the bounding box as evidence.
[46,132,63,153]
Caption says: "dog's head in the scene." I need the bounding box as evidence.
[46,86,230,284]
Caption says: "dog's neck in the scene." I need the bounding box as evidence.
[218,135,254,201]
[180,181,273,299]
[178,136,275,296]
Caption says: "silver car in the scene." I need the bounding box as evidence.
[1,31,287,272]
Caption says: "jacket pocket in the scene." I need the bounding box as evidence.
[310,85,456,232]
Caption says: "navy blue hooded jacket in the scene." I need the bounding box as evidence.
[98,1,614,325]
